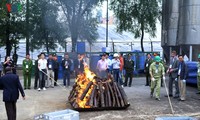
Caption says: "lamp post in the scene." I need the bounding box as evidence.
[106,0,108,47]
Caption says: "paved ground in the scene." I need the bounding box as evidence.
[0,76,200,120]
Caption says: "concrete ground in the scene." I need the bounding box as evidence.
[0,76,200,120]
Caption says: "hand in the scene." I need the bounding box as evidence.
[22,96,25,100]
[163,76,166,80]
[166,69,169,74]
[144,70,146,73]
[183,79,186,83]
[151,77,155,81]
[39,69,42,71]
[169,69,173,73]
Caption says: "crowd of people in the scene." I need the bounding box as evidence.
[0,51,200,100]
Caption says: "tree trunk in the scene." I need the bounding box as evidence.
[71,35,77,52]
[140,28,144,52]
[6,12,11,56]
[26,0,30,55]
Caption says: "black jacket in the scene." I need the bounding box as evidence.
[62,59,72,71]
[177,61,188,80]
[47,59,55,70]
[74,59,84,72]
[124,59,134,73]
[0,72,25,102]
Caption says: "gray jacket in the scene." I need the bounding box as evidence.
[169,57,179,78]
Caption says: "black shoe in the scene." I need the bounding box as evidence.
[165,95,173,97]
[155,98,160,101]
[173,96,179,99]
[196,92,200,94]
[145,84,149,86]
[129,85,131,87]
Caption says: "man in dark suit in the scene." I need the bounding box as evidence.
[144,53,153,86]
[0,67,25,120]
[166,50,179,98]
[124,53,134,87]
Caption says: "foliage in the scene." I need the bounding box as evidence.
[110,0,161,52]
[0,0,26,56]
[58,0,103,52]
[29,0,69,53]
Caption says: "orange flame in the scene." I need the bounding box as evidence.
[75,67,96,108]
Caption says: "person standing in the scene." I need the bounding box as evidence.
[112,53,123,86]
[177,55,188,101]
[124,53,134,87]
[0,67,25,120]
[119,53,124,85]
[22,53,33,89]
[0,62,3,77]
[53,54,59,86]
[38,53,47,91]
[96,54,108,79]
[105,52,112,74]
[149,56,165,101]
[144,53,153,86]
[3,56,15,74]
[62,53,72,87]
[47,54,55,88]
[34,54,40,89]
[166,50,179,98]
[74,54,84,77]
[82,53,90,68]
[196,54,200,94]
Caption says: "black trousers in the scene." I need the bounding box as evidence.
[124,72,133,86]
[0,70,2,77]
[5,102,17,120]
[39,69,47,88]
[34,71,39,89]
[54,69,58,86]
[145,71,150,85]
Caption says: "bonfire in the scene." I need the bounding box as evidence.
[68,66,130,110]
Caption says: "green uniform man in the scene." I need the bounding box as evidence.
[196,54,200,94]
[22,54,33,89]
[149,56,165,101]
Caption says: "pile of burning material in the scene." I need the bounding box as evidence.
[68,67,130,111]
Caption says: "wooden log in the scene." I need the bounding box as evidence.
[88,85,97,107]
[107,82,116,107]
[113,82,121,107]
[105,83,112,107]
[118,84,129,105]
[80,81,93,100]
[99,83,105,107]
[114,82,125,107]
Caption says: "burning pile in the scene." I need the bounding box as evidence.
[68,67,130,110]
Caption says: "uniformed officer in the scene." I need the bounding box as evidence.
[196,54,200,94]
[149,56,165,101]
[22,53,33,89]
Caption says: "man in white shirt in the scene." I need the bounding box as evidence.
[38,53,47,91]
[105,52,112,74]
[96,54,108,79]
[112,53,123,86]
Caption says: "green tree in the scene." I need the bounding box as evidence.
[0,1,26,56]
[29,0,68,54]
[58,0,103,52]
[110,0,160,52]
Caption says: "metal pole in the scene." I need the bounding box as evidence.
[180,46,182,55]
[106,0,109,47]
[190,45,193,61]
